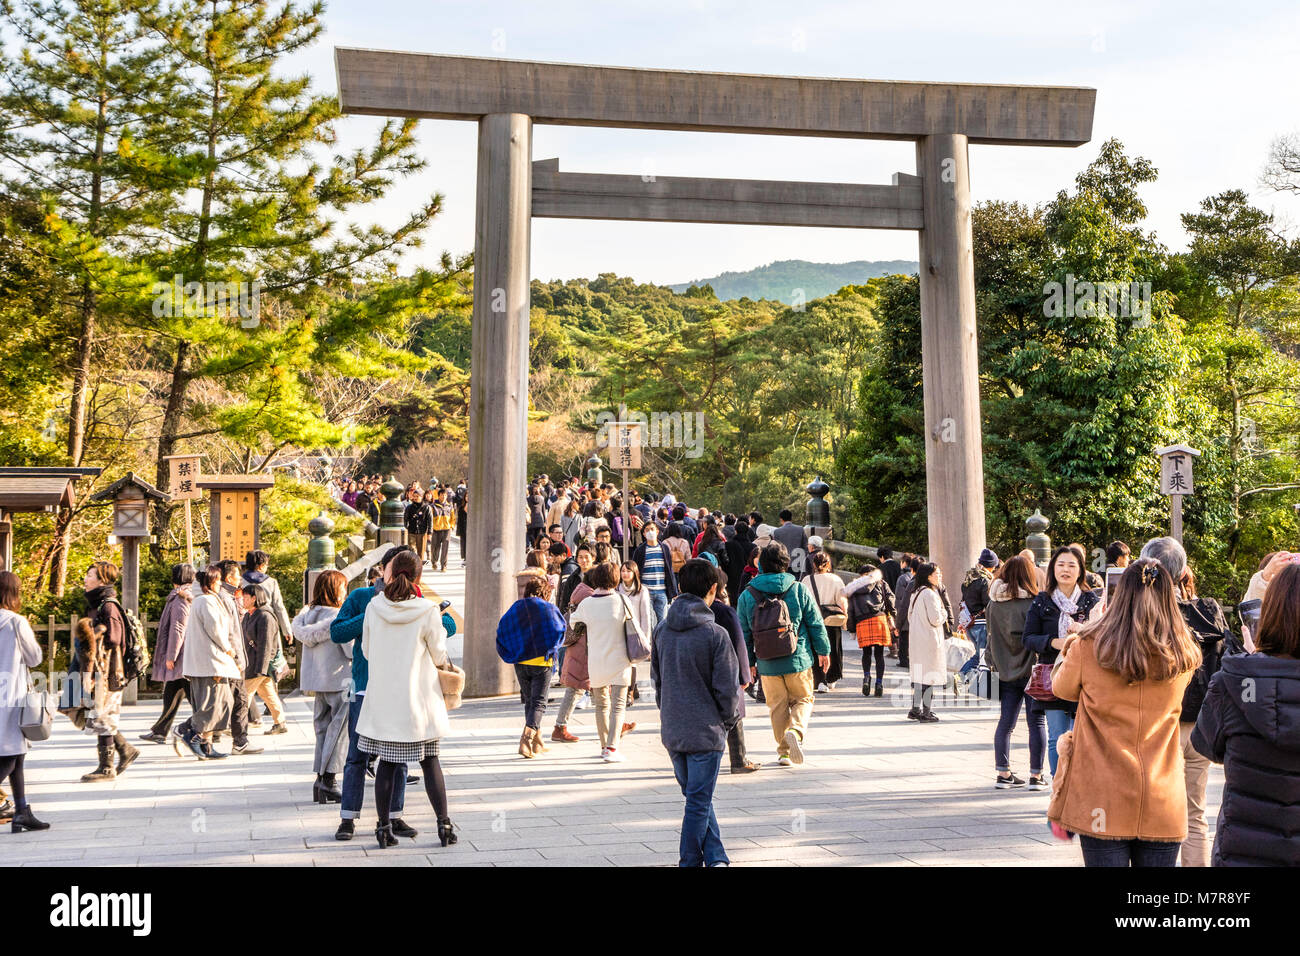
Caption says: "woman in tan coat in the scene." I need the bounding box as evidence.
[1047,558,1202,866]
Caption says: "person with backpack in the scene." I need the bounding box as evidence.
[1140,537,1239,866]
[498,576,567,758]
[843,562,896,698]
[662,522,693,577]
[652,559,742,866]
[239,584,288,735]
[737,542,830,767]
[1047,560,1202,866]
[79,561,140,782]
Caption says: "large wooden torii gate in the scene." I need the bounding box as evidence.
[335,49,1096,696]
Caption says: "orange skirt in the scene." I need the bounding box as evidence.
[855,614,892,648]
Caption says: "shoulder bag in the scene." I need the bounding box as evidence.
[617,591,652,663]
[808,574,847,628]
[437,661,465,710]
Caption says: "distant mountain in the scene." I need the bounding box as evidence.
[668,258,918,303]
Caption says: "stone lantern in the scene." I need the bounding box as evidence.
[379,475,407,548]
[304,511,336,605]
[1025,508,1051,567]
[805,476,831,532]
[585,453,604,486]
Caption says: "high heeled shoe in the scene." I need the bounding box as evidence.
[374,823,398,848]
[11,806,50,833]
[313,773,342,804]
[437,818,457,847]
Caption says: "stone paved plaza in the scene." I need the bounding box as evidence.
[3,567,1223,867]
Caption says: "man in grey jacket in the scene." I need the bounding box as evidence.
[651,558,740,867]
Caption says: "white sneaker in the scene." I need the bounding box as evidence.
[603,748,625,763]
[783,729,804,765]
[777,756,793,767]
[815,682,829,694]
[575,693,590,711]
[599,747,610,759]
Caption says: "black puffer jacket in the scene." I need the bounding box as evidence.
[1192,653,1300,866]
[1178,597,1239,721]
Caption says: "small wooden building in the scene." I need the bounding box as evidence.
[0,466,102,570]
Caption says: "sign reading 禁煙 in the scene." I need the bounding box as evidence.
[164,454,203,501]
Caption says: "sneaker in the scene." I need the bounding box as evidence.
[599,747,610,759]
[730,762,761,774]
[185,732,208,760]
[783,729,804,765]
[575,694,590,711]
[827,682,837,691]
[815,682,829,694]
[266,723,288,735]
[140,732,168,744]
[996,773,1026,789]
[603,748,625,763]
[202,743,229,759]
[917,709,940,723]
[1027,774,1049,791]
[777,756,793,767]
[906,707,921,721]
[248,719,264,729]
[231,742,264,756]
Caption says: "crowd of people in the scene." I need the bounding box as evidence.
[3,470,1300,871]
[329,473,469,573]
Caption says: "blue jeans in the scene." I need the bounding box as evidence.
[994,679,1046,774]
[341,696,406,820]
[959,621,986,677]
[648,589,668,629]
[1045,708,1074,776]
[1079,835,1181,867]
[669,750,727,867]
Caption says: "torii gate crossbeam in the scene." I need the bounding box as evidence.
[335,49,1096,697]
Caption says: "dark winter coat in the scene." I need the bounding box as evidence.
[241,586,281,679]
[1178,596,1239,722]
[1192,653,1300,866]
[651,595,740,754]
[1022,588,1102,712]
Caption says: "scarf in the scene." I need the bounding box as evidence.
[1051,586,1082,642]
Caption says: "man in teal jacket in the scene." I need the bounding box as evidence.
[737,542,830,767]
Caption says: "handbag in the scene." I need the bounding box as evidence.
[808,574,847,628]
[1025,660,1058,701]
[20,670,56,742]
[944,634,976,674]
[618,591,652,663]
[437,661,465,710]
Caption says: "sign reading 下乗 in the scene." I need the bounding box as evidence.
[1157,444,1200,496]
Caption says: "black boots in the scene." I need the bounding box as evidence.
[114,734,140,774]
[313,773,342,804]
[437,818,457,847]
[875,682,884,698]
[375,822,398,849]
[862,681,872,697]
[81,737,116,783]
[11,805,50,833]
[335,819,355,841]
[391,818,418,839]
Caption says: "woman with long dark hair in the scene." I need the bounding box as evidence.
[0,571,50,832]
[1022,546,1103,775]
[905,563,946,722]
[1048,559,1201,866]
[357,549,457,849]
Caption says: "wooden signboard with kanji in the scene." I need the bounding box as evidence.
[164,454,203,501]
[197,475,274,563]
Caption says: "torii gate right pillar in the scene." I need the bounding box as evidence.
[916,133,986,586]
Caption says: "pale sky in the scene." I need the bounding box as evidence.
[292,0,1300,286]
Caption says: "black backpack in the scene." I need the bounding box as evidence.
[107,599,150,682]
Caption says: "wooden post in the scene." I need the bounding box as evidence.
[121,535,141,704]
[621,469,630,565]
[184,498,193,565]
[1171,494,1183,543]
[916,133,986,587]
[464,111,532,699]
[47,614,55,685]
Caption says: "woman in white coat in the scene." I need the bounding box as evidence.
[571,560,633,762]
[356,549,457,849]
[0,571,49,833]
[906,562,947,723]
[292,569,351,805]
[618,560,655,728]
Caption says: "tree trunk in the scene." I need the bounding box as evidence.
[151,340,191,560]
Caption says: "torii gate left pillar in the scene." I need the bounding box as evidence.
[464,112,532,698]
